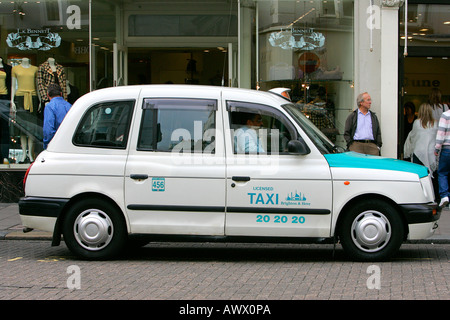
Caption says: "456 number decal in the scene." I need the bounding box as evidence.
[256,214,305,224]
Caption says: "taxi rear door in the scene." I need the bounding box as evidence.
[124,87,226,236]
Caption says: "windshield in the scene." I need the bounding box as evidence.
[283,103,343,154]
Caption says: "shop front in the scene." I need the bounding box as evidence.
[0,0,91,201]
[0,0,448,202]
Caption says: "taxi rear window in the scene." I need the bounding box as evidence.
[73,100,135,149]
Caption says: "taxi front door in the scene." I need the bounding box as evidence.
[222,96,333,239]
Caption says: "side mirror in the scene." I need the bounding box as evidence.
[287,140,310,155]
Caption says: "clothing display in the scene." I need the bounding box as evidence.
[0,71,8,96]
[0,58,12,99]
[0,59,12,163]
[37,59,68,104]
[11,63,38,112]
[11,59,40,163]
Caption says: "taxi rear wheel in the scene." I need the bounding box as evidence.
[339,200,404,261]
[62,198,127,260]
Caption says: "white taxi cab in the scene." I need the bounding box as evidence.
[18,85,440,261]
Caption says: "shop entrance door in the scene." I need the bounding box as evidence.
[398,3,450,159]
[399,53,450,159]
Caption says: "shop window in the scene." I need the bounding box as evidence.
[0,1,90,167]
[138,98,216,153]
[257,0,354,149]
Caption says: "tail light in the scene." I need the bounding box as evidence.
[23,162,34,192]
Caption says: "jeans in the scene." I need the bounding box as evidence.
[437,148,450,199]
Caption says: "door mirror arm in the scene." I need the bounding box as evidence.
[287,140,310,155]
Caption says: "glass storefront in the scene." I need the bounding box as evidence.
[257,0,354,147]
[0,0,354,173]
[0,0,356,200]
[0,0,89,169]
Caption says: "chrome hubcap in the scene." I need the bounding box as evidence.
[351,211,391,253]
[74,209,113,251]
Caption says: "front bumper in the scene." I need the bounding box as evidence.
[399,203,440,224]
[399,203,440,240]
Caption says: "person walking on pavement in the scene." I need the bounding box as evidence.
[344,92,382,156]
[43,83,72,149]
[429,88,448,122]
[404,103,439,202]
[434,107,450,209]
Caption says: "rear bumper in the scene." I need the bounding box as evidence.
[19,196,69,218]
[19,197,69,245]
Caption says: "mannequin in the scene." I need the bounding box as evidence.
[0,57,12,164]
[11,58,39,163]
[37,57,67,106]
[0,58,11,96]
[48,57,57,72]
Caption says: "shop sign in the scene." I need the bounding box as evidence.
[269,28,325,51]
[6,28,61,51]
[404,74,448,95]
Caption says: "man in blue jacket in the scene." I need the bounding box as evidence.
[43,83,72,149]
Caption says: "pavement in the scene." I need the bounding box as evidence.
[0,202,449,243]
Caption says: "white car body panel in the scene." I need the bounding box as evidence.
[18,85,440,260]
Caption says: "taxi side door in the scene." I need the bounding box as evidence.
[222,93,333,239]
[124,89,226,236]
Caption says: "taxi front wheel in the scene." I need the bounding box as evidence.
[62,198,127,260]
[339,200,404,262]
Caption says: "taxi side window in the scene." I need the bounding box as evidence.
[73,100,135,148]
[138,98,216,153]
[227,101,296,154]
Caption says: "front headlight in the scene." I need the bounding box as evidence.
[420,174,435,202]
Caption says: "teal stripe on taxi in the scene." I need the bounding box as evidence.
[324,152,429,178]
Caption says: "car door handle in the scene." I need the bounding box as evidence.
[232,176,251,182]
[130,174,149,180]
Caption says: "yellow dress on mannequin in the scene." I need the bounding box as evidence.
[0,71,8,96]
[11,58,39,163]
[12,64,38,112]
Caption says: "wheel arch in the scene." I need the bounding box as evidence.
[52,192,129,246]
[334,193,409,242]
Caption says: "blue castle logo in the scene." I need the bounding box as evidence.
[286,191,306,202]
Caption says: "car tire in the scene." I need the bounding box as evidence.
[339,199,405,262]
[62,198,127,260]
